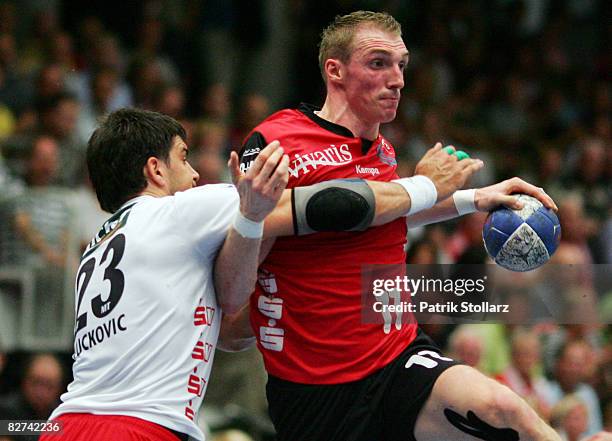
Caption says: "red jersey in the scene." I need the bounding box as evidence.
[240,104,417,384]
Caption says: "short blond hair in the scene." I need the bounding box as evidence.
[318,11,402,81]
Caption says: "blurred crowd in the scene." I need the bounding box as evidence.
[0,0,609,440]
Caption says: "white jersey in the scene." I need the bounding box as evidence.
[50,184,239,441]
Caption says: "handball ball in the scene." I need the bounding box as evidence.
[482,194,561,271]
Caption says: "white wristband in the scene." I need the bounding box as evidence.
[393,175,438,215]
[453,189,477,215]
[233,212,264,239]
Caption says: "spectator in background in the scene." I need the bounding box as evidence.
[445,211,488,262]
[536,145,565,200]
[0,77,14,139]
[564,137,609,225]
[153,83,186,121]
[550,395,590,441]
[35,63,66,101]
[0,32,32,114]
[402,107,451,168]
[2,135,76,337]
[447,325,484,369]
[556,194,597,267]
[496,329,551,419]
[2,135,69,266]
[19,8,61,74]
[66,32,133,113]
[545,340,604,436]
[76,67,121,141]
[132,17,179,86]
[0,353,64,441]
[193,121,228,185]
[47,31,78,72]
[128,56,164,109]
[230,92,270,151]
[37,92,85,186]
[0,147,22,203]
[199,82,231,125]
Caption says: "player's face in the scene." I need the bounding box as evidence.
[165,136,199,194]
[342,26,408,125]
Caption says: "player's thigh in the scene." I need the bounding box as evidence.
[414,364,521,441]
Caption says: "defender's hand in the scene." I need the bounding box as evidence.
[474,177,558,212]
[415,142,483,202]
[228,140,289,222]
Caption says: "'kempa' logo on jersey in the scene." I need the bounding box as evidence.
[288,144,352,178]
[355,165,380,176]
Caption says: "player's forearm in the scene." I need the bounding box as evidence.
[405,197,460,228]
[365,181,461,228]
[366,180,411,226]
[264,181,459,237]
[214,228,261,315]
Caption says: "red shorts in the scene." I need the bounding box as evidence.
[39,413,183,441]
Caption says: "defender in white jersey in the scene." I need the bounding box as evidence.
[44,109,290,441]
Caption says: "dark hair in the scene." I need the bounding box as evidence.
[87,108,186,213]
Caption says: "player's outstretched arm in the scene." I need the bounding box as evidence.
[261,175,557,237]
[405,177,558,229]
[214,141,288,314]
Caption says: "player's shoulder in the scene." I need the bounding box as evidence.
[131,185,238,218]
[173,184,238,205]
[256,108,303,130]
[246,108,306,142]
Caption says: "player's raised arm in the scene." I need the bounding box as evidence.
[213,141,288,314]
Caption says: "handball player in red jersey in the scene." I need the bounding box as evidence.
[234,10,562,441]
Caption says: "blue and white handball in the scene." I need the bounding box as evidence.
[482,194,561,271]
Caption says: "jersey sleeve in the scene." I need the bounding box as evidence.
[173,184,239,258]
[238,131,267,174]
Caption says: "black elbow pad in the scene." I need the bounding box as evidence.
[292,179,375,235]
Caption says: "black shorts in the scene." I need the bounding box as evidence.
[266,329,459,441]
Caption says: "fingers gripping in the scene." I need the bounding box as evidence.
[248,140,281,177]
[263,155,289,195]
[238,140,289,222]
[505,178,558,211]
